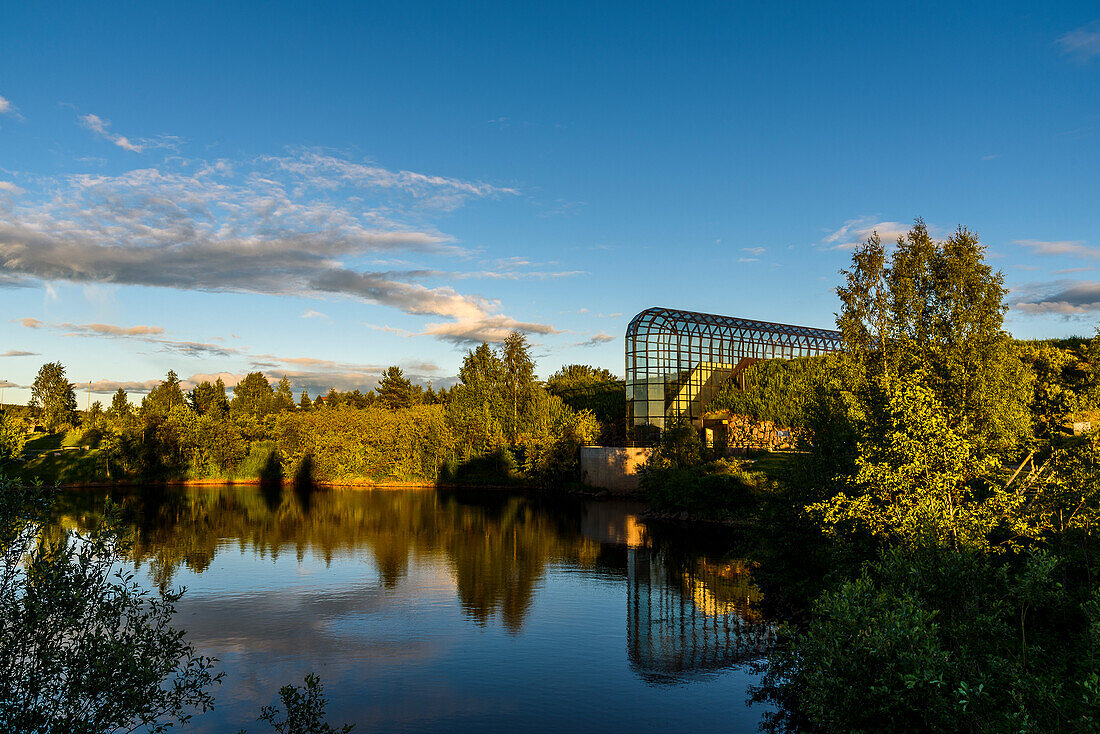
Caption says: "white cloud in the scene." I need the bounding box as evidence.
[1015,239,1100,258]
[823,217,910,249]
[422,315,561,345]
[738,257,759,263]
[1058,21,1100,63]
[0,152,556,343]
[264,148,517,211]
[0,181,24,195]
[742,246,766,256]
[78,113,180,153]
[0,350,37,357]
[0,95,21,120]
[80,113,144,152]
[301,309,327,319]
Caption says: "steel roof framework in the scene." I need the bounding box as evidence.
[625,307,842,439]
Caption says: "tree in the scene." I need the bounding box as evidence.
[109,388,130,421]
[501,331,536,441]
[144,370,187,417]
[87,400,105,429]
[29,362,77,432]
[273,377,295,413]
[377,366,413,410]
[232,372,274,419]
[190,380,228,416]
[324,387,341,409]
[0,413,25,462]
[0,480,221,731]
[807,371,1010,551]
[817,221,1036,549]
[450,344,507,455]
[546,364,617,393]
[836,220,1032,458]
[299,389,312,411]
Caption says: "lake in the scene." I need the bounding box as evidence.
[57,485,774,732]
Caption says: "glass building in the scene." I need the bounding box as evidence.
[625,307,842,440]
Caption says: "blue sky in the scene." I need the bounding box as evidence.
[1,1,1099,402]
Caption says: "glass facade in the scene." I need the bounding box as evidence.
[625,307,842,441]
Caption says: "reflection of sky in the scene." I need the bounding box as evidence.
[130,537,767,732]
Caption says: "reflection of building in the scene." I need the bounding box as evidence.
[580,504,647,547]
[625,307,841,440]
[626,548,773,684]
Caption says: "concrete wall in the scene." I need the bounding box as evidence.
[580,446,651,492]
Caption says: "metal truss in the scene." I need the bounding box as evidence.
[625,307,842,440]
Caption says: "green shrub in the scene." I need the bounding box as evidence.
[755,546,1100,732]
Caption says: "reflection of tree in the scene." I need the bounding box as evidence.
[53,487,775,652]
[52,487,593,631]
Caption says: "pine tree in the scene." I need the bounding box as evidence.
[377,367,413,410]
[273,377,295,412]
[109,388,130,421]
[299,389,312,411]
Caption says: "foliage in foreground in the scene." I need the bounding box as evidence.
[0,476,222,732]
[755,546,1100,732]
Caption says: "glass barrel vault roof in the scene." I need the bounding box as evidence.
[624,307,842,439]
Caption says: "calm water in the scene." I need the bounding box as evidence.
[57,485,774,732]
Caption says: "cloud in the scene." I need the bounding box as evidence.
[823,217,910,249]
[364,323,414,337]
[1058,21,1100,63]
[59,322,165,337]
[738,257,759,263]
[16,317,238,357]
[0,350,37,357]
[0,95,22,120]
[1015,239,1100,258]
[0,181,24,195]
[78,113,182,153]
[264,148,517,211]
[742,246,766,256]
[85,379,163,395]
[421,315,561,345]
[80,113,146,152]
[0,380,21,389]
[574,331,615,348]
[1010,280,1100,316]
[0,152,555,342]
[301,309,327,319]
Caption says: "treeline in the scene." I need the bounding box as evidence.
[2,332,609,486]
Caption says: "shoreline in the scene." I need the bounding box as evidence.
[44,476,642,499]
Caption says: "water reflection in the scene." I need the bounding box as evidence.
[54,485,772,686]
